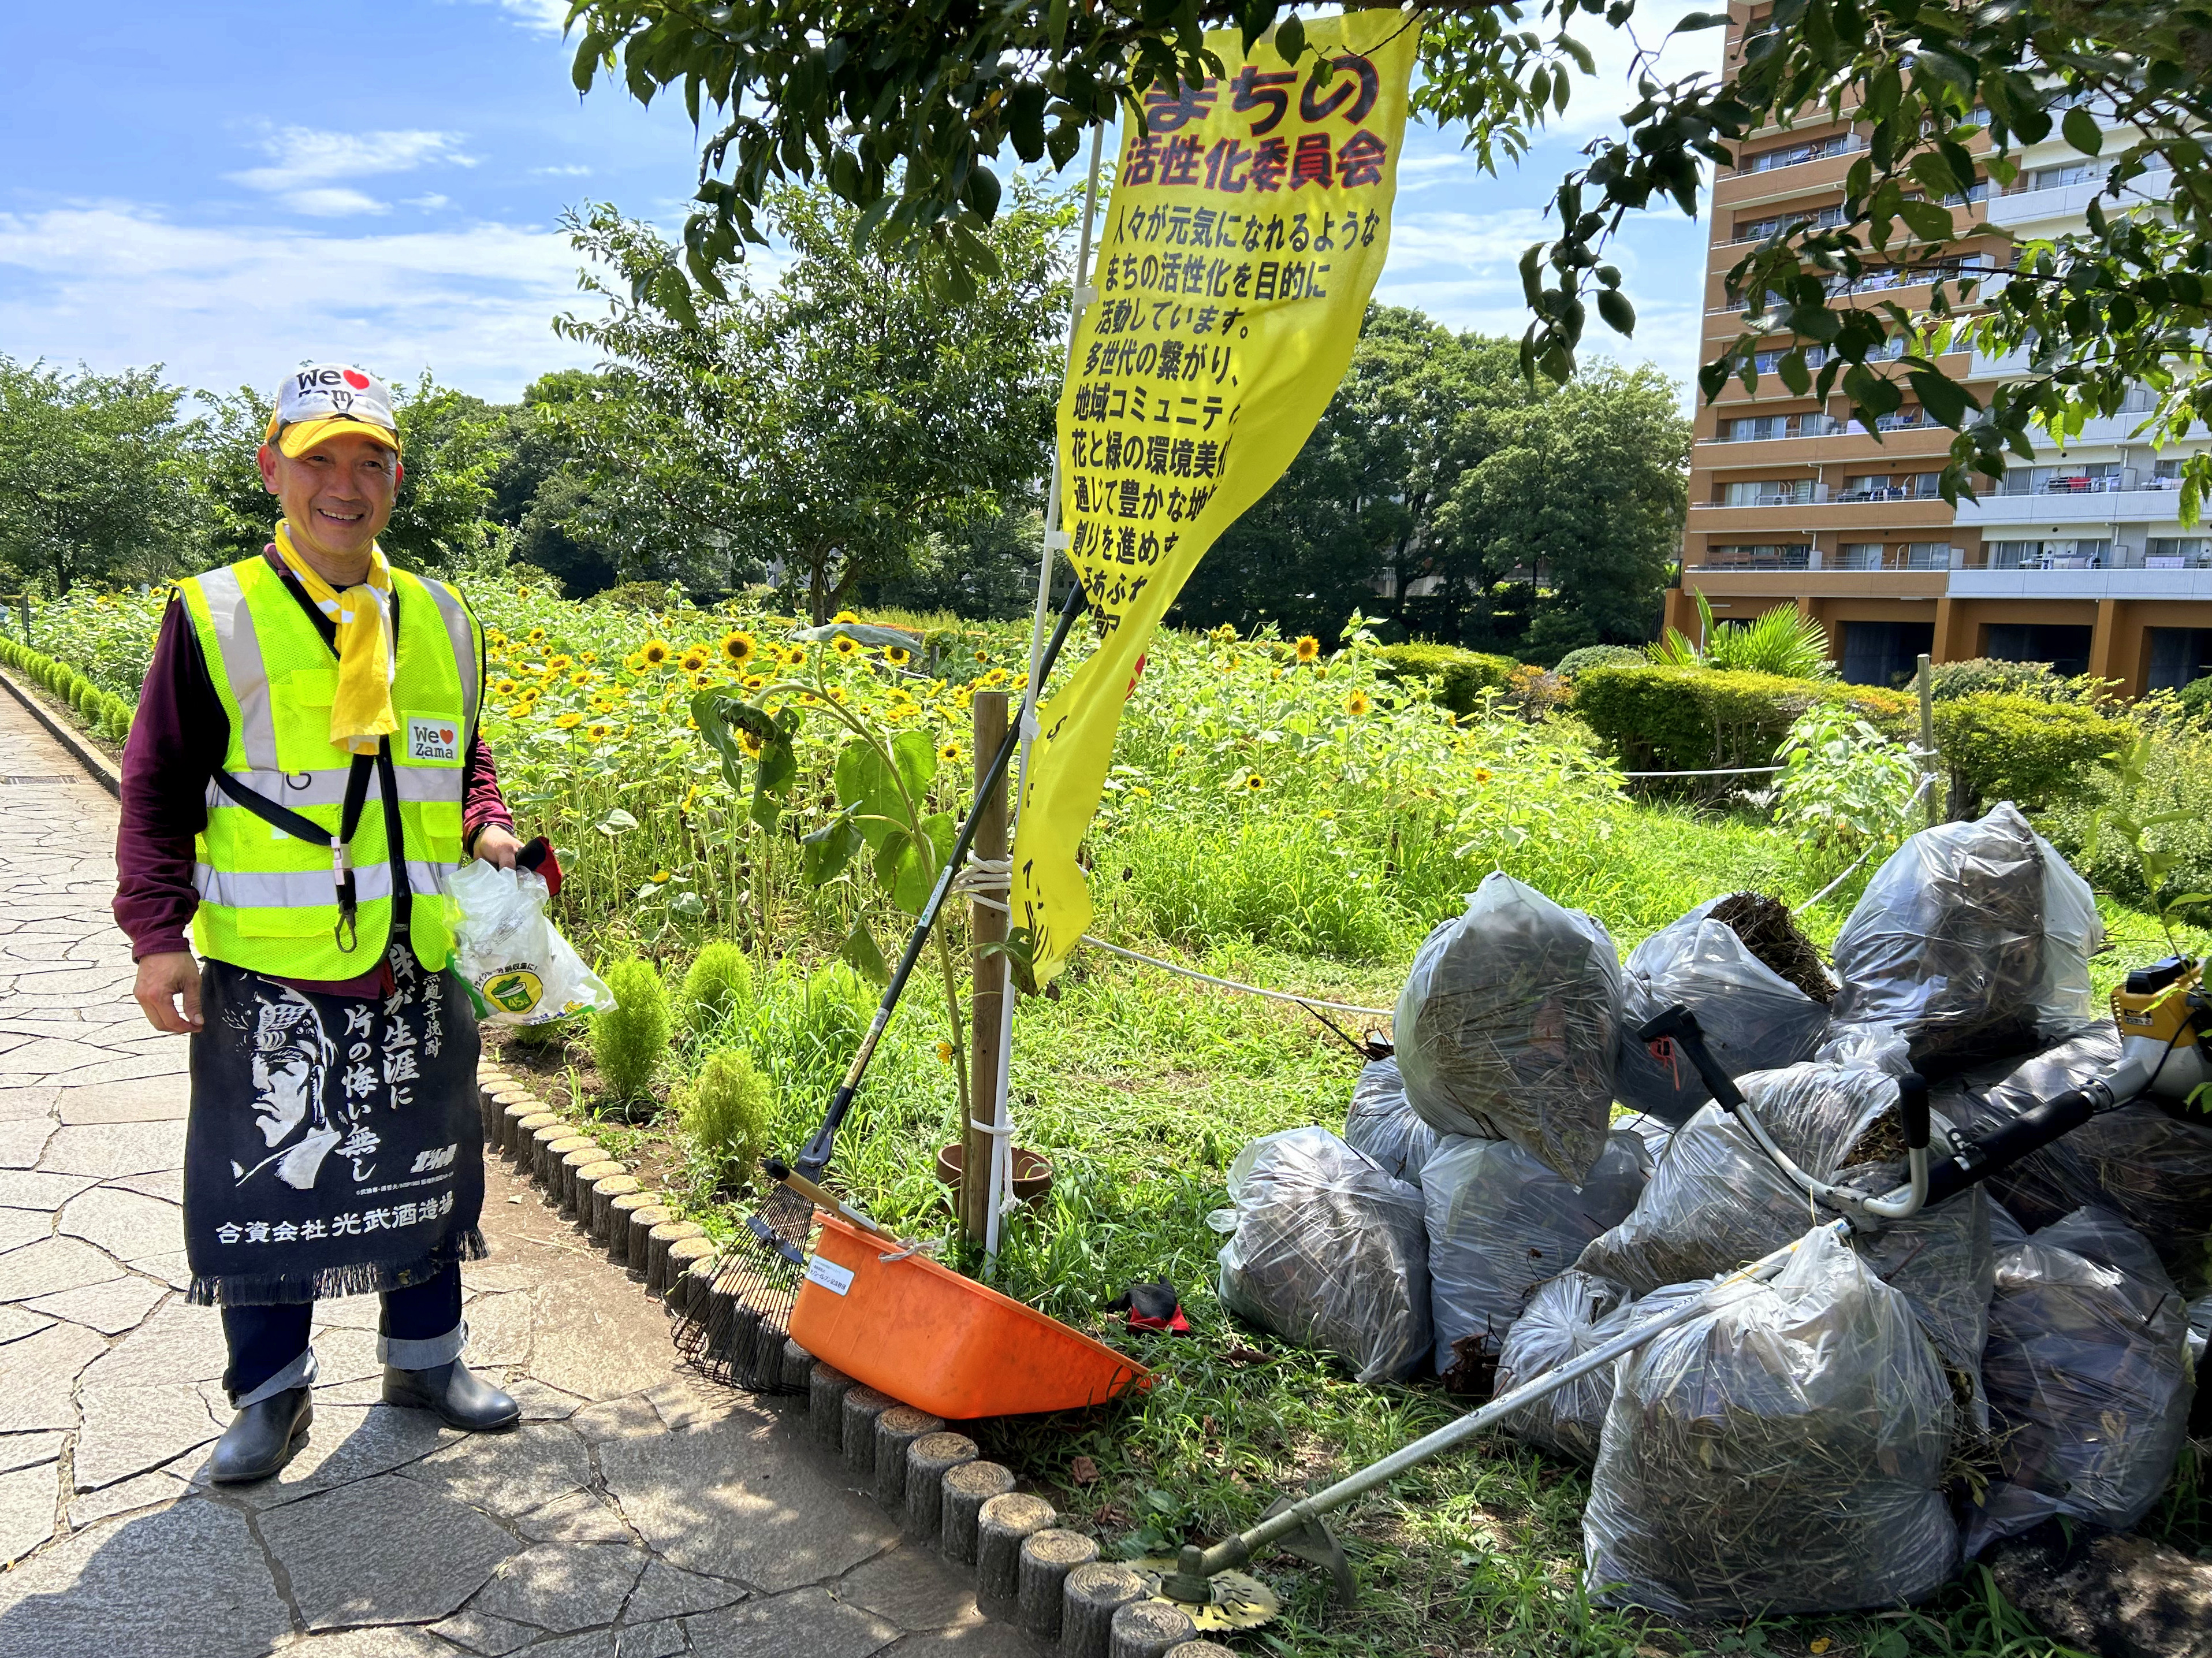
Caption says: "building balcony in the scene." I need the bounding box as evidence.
[1955,482,2186,525]
[1949,564,2212,600]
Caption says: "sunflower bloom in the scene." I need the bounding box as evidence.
[739,728,765,757]
[546,654,572,672]
[1245,774,1267,791]
[938,741,960,763]
[1473,767,1493,784]
[651,869,672,884]
[721,630,757,666]
[679,648,708,674]
[493,678,518,697]
[641,640,672,667]
[586,722,612,741]
[570,670,593,687]
[553,712,583,730]
[834,609,859,624]
[832,635,859,657]
[1346,690,1372,716]
[1295,635,1320,662]
[526,627,546,644]
[935,1039,955,1066]
[885,645,911,666]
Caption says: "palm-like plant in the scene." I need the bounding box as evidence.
[1648,592,1836,680]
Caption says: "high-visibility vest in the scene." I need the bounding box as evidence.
[174,552,483,980]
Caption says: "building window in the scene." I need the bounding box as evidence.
[1741,132,1863,172]
[1840,620,1935,687]
[1836,473,1941,501]
[1984,623,2095,678]
[1837,542,1886,570]
[1702,543,1812,570]
[1903,541,1953,570]
[1721,479,1816,505]
[2147,538,2209,568]
[2146,628,2212,692]
[1715,412,1839,442]
[1735,204,1848,241]
[1989,538,2110,568]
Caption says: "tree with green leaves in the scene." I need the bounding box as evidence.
[552,182,1072,621]
[0,359,198,595]
[1438,360,1689,655]
[565,0,2212,513]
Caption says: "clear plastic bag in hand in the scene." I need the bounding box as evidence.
[1394,872,1623,1182]
[447,858,615,1025]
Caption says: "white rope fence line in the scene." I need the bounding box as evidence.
[1619,763,1785,779]
[959,878,1396,1021]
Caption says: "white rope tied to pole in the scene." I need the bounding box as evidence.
[965,891,1395,1020]
[951,854,1011,901]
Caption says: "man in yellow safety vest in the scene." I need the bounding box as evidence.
[116,364,526,1482]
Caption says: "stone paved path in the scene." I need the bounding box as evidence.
[0,689,1031,1658]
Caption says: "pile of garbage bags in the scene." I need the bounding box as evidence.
[1830,804,2102,1072]
[1394,873,1623,1181]
[1213,1127,1431,1384]
[1584,1226,1963,1617]
[1211,823,2203,1620]
[1616,895,1834,1125]
[1967,1207,2197,1553]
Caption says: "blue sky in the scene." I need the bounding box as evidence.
[0,2,1718,407]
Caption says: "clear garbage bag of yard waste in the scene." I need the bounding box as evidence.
[1830,803,2103,1072]
[1424,1131,1648,1380]
[1584,1225,1961,1618]
[1965,1207,2196,1556]
[1395,872,1623,1182]
[1577,1060,1995,1411]
[1341,1058,1444,1188]
[1495,1277,1716,1464]
[1934,1020,2212,1295]
[448,859,615,1025]
[1214,1128,1431,1382]
[1617,897,1833,1127]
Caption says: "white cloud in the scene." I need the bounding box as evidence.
[0,202,606,402]
[404,194,455,211]
[229,126,476,216]
[282,187,391,218]
[450,0,575,36]
[532,165,595,177]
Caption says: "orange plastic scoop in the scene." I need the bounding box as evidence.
[789,1211,1151,1419]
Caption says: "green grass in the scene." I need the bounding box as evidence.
[501,798,2208,1658]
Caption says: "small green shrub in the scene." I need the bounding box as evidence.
[2046,719,2212,909]
[1932,692,2131,817]
[1553,644,1646,678]
[1651,592,1837,680]
[1574,664,1915,778]
[1372,642,1517,715]
[2178,675,2212,723]
[1774,705,1921,877]
[679,939,755,1037]
[680,1046,774,1187]
[591,955,672,1103]
[1929,657,2071,702]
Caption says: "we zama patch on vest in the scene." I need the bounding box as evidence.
[404,713,461,764]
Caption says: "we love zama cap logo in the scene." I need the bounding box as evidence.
[266,364,401,459]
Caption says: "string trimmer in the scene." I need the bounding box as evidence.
[1134,962,2204,1631]
[675,575,1093,1391]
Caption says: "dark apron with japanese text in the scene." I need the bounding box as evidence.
[182,943,486,1306]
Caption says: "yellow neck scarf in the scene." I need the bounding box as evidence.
[272,522,398,756]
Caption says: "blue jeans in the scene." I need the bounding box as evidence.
[221,1262,465,1406]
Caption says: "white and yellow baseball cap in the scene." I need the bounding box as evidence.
[265,364,401,458]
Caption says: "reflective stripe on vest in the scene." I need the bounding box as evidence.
[193,858,461,911]
[176,554,483,979]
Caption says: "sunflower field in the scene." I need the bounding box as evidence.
[9,573,2206,1658]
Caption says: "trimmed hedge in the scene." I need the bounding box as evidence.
[1933,693,2130,818]
[0,633,136,745]
[1574,664,1916,777]
[1553,644,1647,679]
[1373,642,1518,715]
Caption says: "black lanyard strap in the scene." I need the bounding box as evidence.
[210,749,379,953]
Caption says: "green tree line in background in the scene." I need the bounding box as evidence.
[0,187,1688,652]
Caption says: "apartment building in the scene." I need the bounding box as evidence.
[1670,8,2212,694]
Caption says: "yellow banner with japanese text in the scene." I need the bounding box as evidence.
[1010,9,1420,985]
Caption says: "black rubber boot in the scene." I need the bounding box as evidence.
[381,1359,520,1432]
[208,1386,314,1485]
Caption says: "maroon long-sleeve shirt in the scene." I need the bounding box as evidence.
[114,551,515,997]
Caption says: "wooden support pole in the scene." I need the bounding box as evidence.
[977,1492,1057,1607]
[903,1431,979,1539]
[1917,651,1939,828]
[874,1406,947,1509]
[963,689,1011,1248]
